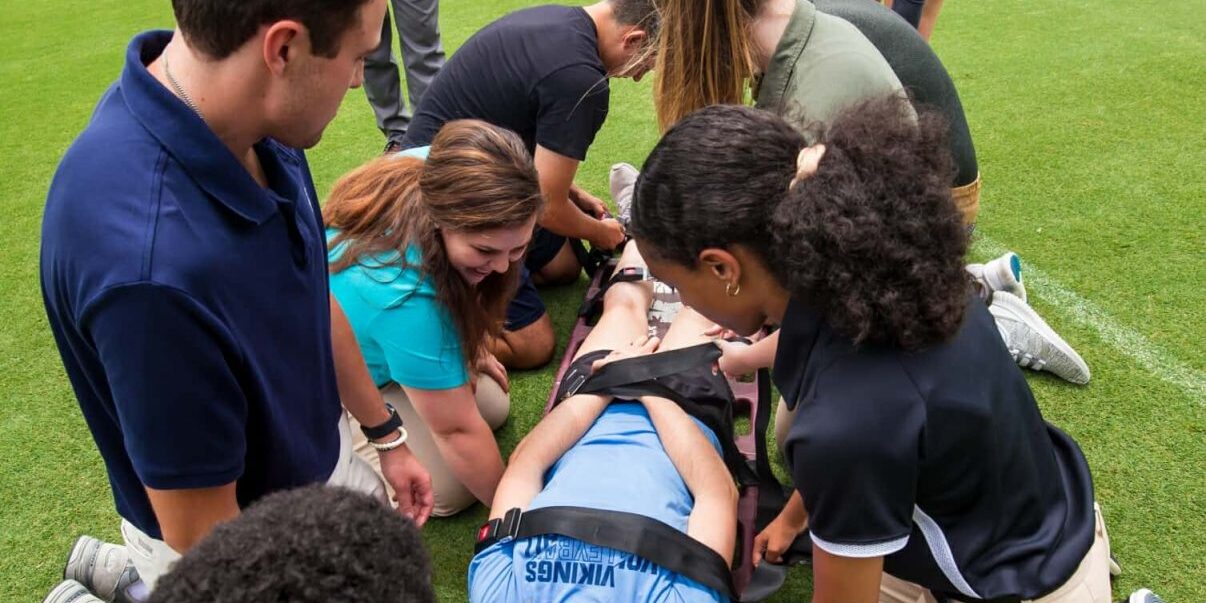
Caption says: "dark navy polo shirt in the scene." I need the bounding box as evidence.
[773,296,1096,601]
[40,31,341,539]
[402,5,609,161]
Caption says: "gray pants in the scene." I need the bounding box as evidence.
[363,0,445,144]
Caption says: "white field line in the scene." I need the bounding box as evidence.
[977,236,1205,404]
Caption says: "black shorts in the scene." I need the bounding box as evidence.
[504,266,546,331]
[553,348,735,410]
[524,226,567,272]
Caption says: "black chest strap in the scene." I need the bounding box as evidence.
[476,506,736,599]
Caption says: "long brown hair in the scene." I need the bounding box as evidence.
[324,120,543,359]
[652,0,761,131]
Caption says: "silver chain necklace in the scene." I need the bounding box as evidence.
[162,52,204,121]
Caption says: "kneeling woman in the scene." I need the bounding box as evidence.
[324,120,543,517]
[631,99,1119,602]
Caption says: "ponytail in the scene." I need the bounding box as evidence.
[653,0,760,131]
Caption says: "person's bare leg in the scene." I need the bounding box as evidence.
[531,241,581,286]
[918,0,945,41]
[574,242,654,359]
[490,313,555,369]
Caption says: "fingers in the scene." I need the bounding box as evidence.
[413,479,434,526]
[590,335,661,372]
[753,532,767,567]
[486,359,509,393]
[703,324,725,337]
[394,487,417,524]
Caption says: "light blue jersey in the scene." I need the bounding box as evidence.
[468,403,727,602]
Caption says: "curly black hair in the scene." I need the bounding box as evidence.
[632,96,970,350]
[148,485,435,603]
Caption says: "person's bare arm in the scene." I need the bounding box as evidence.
[534,145,625,249]
[716,330,780,376]
[568,183,608,218]
[753,489,808,565]
[636,394,738,564]
[404,384,505,506]
[145,483,240,553]
[488,391,613,519]
[330,295,434,524]
[812,548,884,603]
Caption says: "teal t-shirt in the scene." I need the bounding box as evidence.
[327,230,468,390]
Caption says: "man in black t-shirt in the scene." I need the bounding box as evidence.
[402,1,657,369]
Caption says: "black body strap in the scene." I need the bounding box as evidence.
[555,343,758,487]
[476,506,736,599]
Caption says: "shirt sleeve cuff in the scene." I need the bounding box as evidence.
[809,532,909,558]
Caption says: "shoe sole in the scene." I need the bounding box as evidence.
[64,536,100,587]
[43,581,102,603]
[992,293,1090,384]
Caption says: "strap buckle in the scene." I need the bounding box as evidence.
[474,508,523,554]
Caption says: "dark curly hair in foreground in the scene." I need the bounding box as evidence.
[632,97,969,349]
[149,486,434,603]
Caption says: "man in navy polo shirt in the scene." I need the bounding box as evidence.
[40,0,432,593]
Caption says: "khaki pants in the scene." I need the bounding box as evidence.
[122,416,385,589]
[952,174,982,226]
[349,374,509,517]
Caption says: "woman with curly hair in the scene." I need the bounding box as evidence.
[629,98,1130,602]
[324,120,543,518]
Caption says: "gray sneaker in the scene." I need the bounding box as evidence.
[988,291,1091,385]
[967,251,1026,302]
[42,580,104,603]
[609,162,639,228]
[1126,589,1165,603]
[64,536,141,602]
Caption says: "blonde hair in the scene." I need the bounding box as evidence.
[652,0,761,131]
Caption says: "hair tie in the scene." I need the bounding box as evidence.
[789,144,827,189]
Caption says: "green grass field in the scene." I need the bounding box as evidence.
[1,0,1202,600]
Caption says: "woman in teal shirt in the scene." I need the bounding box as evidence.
[324,120,543,516]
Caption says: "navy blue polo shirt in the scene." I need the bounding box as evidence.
[773,296,1096,601]
[40,31,341,539]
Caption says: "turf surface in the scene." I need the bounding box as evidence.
[1,0,1202,601]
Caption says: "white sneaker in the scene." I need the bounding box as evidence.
[988,292,1091,385]
[64,536,141,602]
[609,162,639,227]
[967,252,1026,302]
[42,580,104,603]
[1127,589,1165,603]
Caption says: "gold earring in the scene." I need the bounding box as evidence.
[725,281,741,297]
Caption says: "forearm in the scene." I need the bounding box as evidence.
[489,393,612,518]
[540,193,603,241]
[330,295,390,427]
[743,330,779,371]
[638,395,734,501]
[430,421,505,505]
[145,483,240,553]
[780,489,809,530]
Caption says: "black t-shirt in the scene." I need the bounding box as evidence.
[773,296,1096,601]
[402,5,609,161]
[813,0,979,186]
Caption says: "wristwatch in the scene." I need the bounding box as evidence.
[360,403,403,440]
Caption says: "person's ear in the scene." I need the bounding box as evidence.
[698,248,742,284]
[621,28,648,53]
[262,21,305,75]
